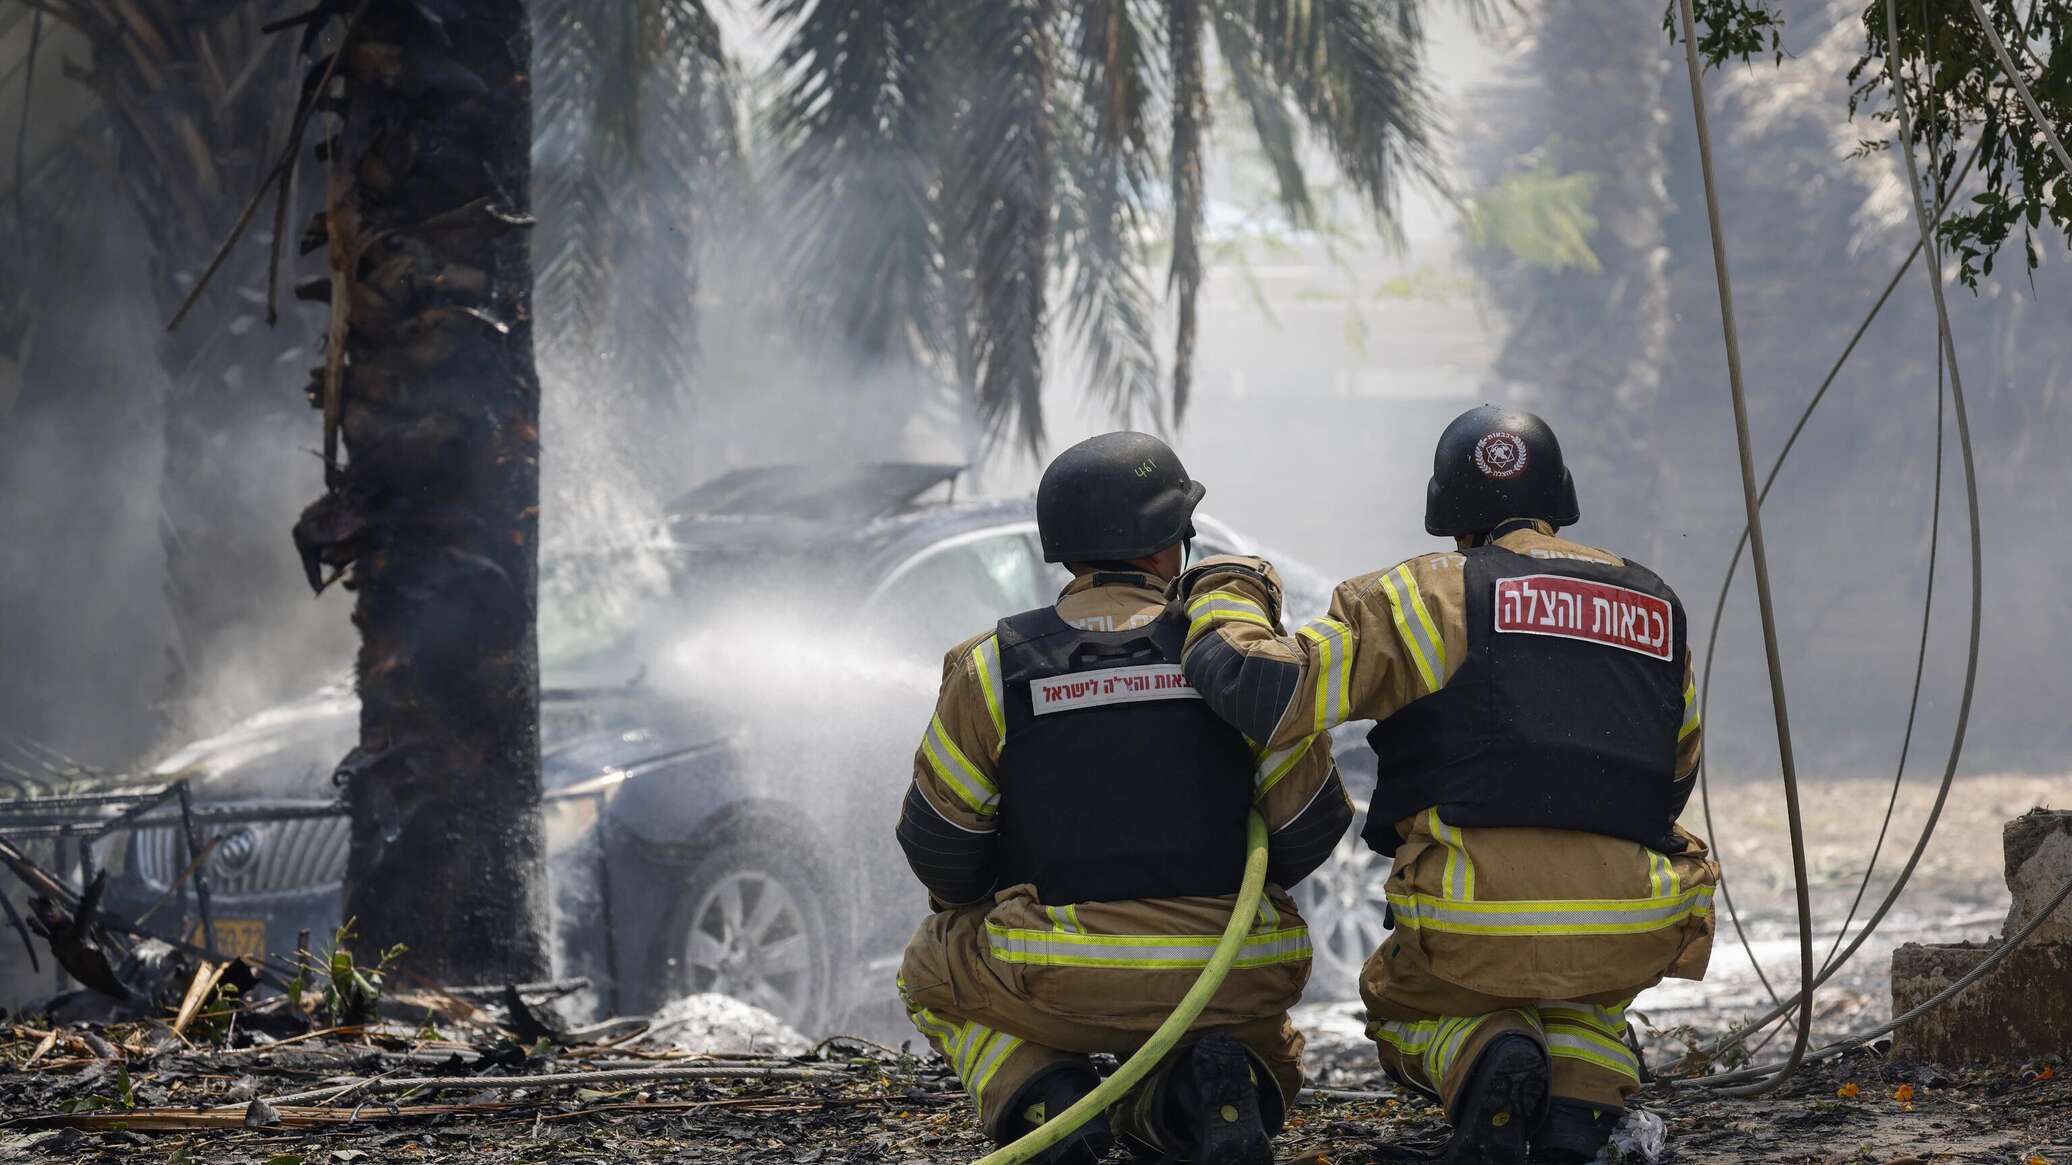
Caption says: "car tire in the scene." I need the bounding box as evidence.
[1291,802,1394,1001]
[649,825,843,1037]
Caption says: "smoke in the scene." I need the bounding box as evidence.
[4,2,2067,838]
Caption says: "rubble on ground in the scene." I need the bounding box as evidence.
[0,999,2059,1164]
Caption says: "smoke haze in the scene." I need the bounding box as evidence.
[2,0,2067,801]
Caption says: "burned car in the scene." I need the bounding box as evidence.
[40,465,1389,1032]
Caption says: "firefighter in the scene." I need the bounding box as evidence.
[895,431,1354,1164]
[1176,406,1718,1165]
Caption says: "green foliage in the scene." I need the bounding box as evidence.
[1665,0,1788,69]
[762,0,1452,450]
[57,1063,134,1114]
[1674,0,2070,290]
[294,920,406,1028]
[1464,163,1604,273]
[1849,0,2072,288]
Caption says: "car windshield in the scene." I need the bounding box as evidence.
[538,539,840,688]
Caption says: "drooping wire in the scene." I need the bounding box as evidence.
[1961,0,2072,179]
[1671,0,1818,1098]
[1819,299,1945,976]
[1684,140,1980,1072]
[1678,0,1993,1090]
[1695,864,2072,1086]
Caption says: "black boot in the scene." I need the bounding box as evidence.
[1441,1034,1550,1165]
[995,1064,1113,1165]
[1159,1033,1276,1165]
[1529,1098,1620,1163]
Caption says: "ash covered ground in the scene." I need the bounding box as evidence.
[0,774,2062,1163]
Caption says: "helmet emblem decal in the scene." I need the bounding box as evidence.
[1472,432,1528,480]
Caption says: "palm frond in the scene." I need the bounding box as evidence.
[615,1,736,422]
[1208,0,1312,227]
[1056,1,1163,430]
[1167,0,1207,423]
[955,0,1056,454]
[1234,0,1442,231]
[531,0,615,374]
[763,0,940,364]
[534,0,738,478]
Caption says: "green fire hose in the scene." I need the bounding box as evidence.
[972,811,1272,1165]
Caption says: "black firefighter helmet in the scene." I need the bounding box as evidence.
[1036,431,1206,563]
[1424,405,1581,536]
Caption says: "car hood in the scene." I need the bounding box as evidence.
[151,683,732,801]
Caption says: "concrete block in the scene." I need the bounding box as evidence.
[1888,809,2071,1064]
[2004,809,2072,945]
[1890,940,2071,1062]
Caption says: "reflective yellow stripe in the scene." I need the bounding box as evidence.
[965,1028,1024,1102]
[1429,808,1475,902]
[1373,1011,1543,1087]
[1379,565,1445,693]
[974,636,1006,747]
[1254,894,1280,931]
[1372,1017,1443,1057]
[1679,679,1701,741]
[1539,1002,1627,1039]
[1296,619,1352,733]
[1543,1023,1640,1081]
[1646,849,1679,898]
[1187,591,1271,638]
[1253,734,1316,801]
[1385,884,1715,936]
[921,714,998,816]
[899,976,962,1045]
[985,922,1312,969]
[1045,904,1086,934]
[913,1008,958,1044]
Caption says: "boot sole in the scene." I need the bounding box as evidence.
[1443,1037,1548,1165]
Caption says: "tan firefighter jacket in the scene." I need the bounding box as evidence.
[1178,523,1718,1001]
[894,570,1354,1018]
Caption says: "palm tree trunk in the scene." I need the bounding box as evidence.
[1472,0,1675,559]
[46,2,324,737]
[292,0,548,984]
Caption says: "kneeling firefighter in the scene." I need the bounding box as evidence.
[895,431,1354,1164]
[1176,407,1720,1164]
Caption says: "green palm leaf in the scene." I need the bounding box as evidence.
[954,0,1057,453]
[762,0,941,365]
[1056,0,1164,430]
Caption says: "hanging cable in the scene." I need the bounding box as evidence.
[1821,335,1944,973]
[1681,141,1982,1074]
[1694,865,2072,1087]
[1961,0,2072,178]
[1671,0,1818,1098]
[1678,0,1994,1090]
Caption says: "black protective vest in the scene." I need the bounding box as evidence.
[1365,544,1688,854]
[994,591,1255,905]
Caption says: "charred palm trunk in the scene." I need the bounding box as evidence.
[292,1,547,983]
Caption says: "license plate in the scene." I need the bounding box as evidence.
[188,918,268,961]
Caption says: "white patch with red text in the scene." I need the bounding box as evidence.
[1029,664,1203,716]
[1493,574,1673,661]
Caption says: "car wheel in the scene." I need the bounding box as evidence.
[652,830,840,1036]
[1291,804,1393,1000]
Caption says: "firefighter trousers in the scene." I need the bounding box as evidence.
[1363,974,1641,1114]
[898,896,1308,1147]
